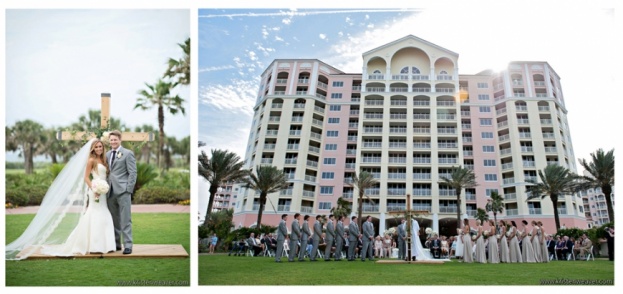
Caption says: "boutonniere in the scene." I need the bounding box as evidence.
[117,152,123,159]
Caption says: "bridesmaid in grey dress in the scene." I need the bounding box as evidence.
[498,220,510,263]
[508,221,522,263]
[487,220,500,264]
[462,218,473,263]
[474,220,487,263]
[530,220,542,262]
[521,220,537,263]
[538,221,550,263]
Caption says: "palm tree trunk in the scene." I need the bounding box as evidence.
[256,193,267,229]
[603,185,614,223]
[158,105,165,170]
[456,189,462,230]
[358,192,364,228]
[24,144,34,174]
[493,212,497,226]
[205,184,218,223]
[551,194,560,230]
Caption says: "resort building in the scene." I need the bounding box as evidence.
[231,35,588,235]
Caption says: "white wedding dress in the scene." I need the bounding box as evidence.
[410,219,433,260]
[41,163,116,256]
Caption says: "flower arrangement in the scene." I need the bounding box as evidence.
[506,230,512,237]
[91,179,110,203]
[472,235,477,241]
[425,227,432,235]
[5,202,18,209]
[516,230,522,237]
[385,227,396,236]
[495,234,501,239]
[483,230,490,238]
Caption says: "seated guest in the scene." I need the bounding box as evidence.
[561,236,573,260]
[355,236,363,258]
[546,235,556,259]
[382,234,393,258]
[574,234,592,259]
[429,234,441,258]
[229,237,247,256]
[441,235,449,257]
[555,236,565,260]
[247,233,263,256]
[374,236,383,258]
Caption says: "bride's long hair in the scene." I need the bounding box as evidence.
[89,139,109,175]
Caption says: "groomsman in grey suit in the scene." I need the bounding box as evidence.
[348,216,360,261]
[299,215,312,261]
[288,213,301,262]
[275,214,288,262]
[310,215,322,261]
[398,218,407,261]
[324,215,336,261]
[334,215,345,261]
[361,215,375,261]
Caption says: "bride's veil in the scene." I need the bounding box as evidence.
[6,138,96,260]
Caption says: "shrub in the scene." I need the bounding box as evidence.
[48,163,66,179]
[133,186,189,204]
[133,162,159,193]
[6,189,29,206]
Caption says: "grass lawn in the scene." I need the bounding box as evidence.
[6,213,190,286]
[199,254,614,286]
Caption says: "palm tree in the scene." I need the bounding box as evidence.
[439,166,478,230]
[526,164,582,230]
[579,148,615,222]
[43,127,68,164]
[165,37,190,87]
[330,197,353,219]
[135,79,186,170]
[240,165,289,229]
[485,191,505,225]
[198,149,247,219]
[6,120,47,174]
[348,171,379,227]
[475,208,489,224]
[133,124,157,164]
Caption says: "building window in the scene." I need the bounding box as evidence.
[323,158,336,165]
[321,172,335,179]
[328,118,340,124]
[320,186,334,195]
[329,105,341,111]
[332,81,344,87]
[325,143,337,150]
[481,132,494,139]
[477,82,489,88]
[319,202,332,210]
[485,174,498,181]
[331,93,343,99]
[480,118,493,126]
[485,189,499,197]
[484,159,496,166]
[479,106,491,112]
[482,146,495,152]
[326,130,339,137]
[478,94,490,100]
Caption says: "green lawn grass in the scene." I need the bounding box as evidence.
[6,213,190,286]
[199,254,614,286]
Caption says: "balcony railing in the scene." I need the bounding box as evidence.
[439,206,458,213]
[388,188,407,195]
[365,100,384,106]
[506,209,518,216]
[366,87,385,92]
[437,114,456,120]
[368,74,384,80]
[362,205,380,212]
[412,189,432,196]
[413,142,431,148]
[413,205,432,212]
[302,190,315,197]
[277,205,291,211]
[502,162,513,170]
[413,158,431,164]
[437,101,456,107]
[387,205,407,212]
[505,193,517,200]
[503,178,515,184]
[413,100,430,106]
[301,206,313,213]
[388,173,407,179]
[529,208,542,215]
[413,173,432,180]
[538,106,550,112]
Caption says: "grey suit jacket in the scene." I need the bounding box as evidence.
[291,219,301,241]
[302,221,311,240]
[106,146,137,195]
[348,222,359,241]
[277,220,288,241]
[326,221,335,241]
[363,221,374,240]
[336,221,345,241]
[398,223,406,239]
[313,221,322,241]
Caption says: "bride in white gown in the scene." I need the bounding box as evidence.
[6,139,116,259]
[410,218,450,261]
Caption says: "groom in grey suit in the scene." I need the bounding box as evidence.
[106,130,137,255]
[361,215,375,261]
[275,214,288,262]
[348,216,360,261]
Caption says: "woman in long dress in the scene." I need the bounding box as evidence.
[454,232,464,259]
[521,220,537,263]
[487,220,499,263]
[498,220,510,263]
[409,218,436,261]
[474,220,487,263]
[6,139,116,260]
[538,221,550,263]
[508,221,522,263]
[530,220,542,262]
[462,218,473,263]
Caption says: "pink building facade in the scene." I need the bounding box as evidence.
[232,35,588,235]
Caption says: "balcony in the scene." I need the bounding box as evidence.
[352,85,362,91]
[365,100,384,106]
[298,78,309,84]
[272,103,283,109]
[387,205,407,212]
[519,132,531,139]
[302,190,315,198]
[317,81,328,90]
[463,150,473,157]
[363,127,383,134]
[466,209,477,217]
[529,208,542,215]
[364,188,380,195]
[260,158,274,164]
[557,208,567,215]
[500,148,512,156]
[301,206,313,213]
[368,74,384,80]
[413,87,432,92]
[388,173,407,179]
[437,74,453,81]
[390,113,408,120]
[523,161,536,167]
[286,144,300,150]
[306,160,318,168]
[439,190,454,196]
[364,113,383,119]
[314,106,325,113]
[388,188,407,195]
[524,176,537,182]
[497,121,508,128]
[502,162,513,170]
[543,133,555,139]
[545,147,558,153]
[505,193,517,200]
[499,134,510,142]
[361,157,382,163]
[308,146,320,154]
[284,158,297,165]
[291,117,304,123]
[540,119,553,125]
[520,146,533,153]
[264,143,276,150]
[413,100,430,106]
[312,119,323,126]
[413,205,432,212]
[389,127,407,134]
[412,74,429,80]
[276,78,288,84]
[294,103,306,109]
[436,88,455,93]
[350,110,360,116]
[389,142,407,148]
[391,100,407,106]
[506,209,518,216]
[438,158,458,164]
[496,108,507,115]
[539,106,550,112]
[437,101,456,107]
[517,119,530,125]
[280,189,294,196]
[437,128,457,134]
[413,127,431,134]
[412,189,432,196]
[503,178,515,185]
[439,142,458,148]
[413,158,431,164]
[388,157,407,164]
[346,149,357,155]
[413,114,431,120]
[438,173,453,180]
[345,163,356,169]
[362,142,383,148]
[465,193,476,201]
[310,132,322,140]
[277,205,290,211]
[390,87,409,92]
[439,206,458,213]
[347,136,358,142]
[437,114,456,120]
[268,116,281,122]
[413,173,432,180]
[413,142,431,149]
[516,106,528,112]
[366,87,385,92]
[362,204,380,212]
[343,192,353,199]
[289,130,302,136]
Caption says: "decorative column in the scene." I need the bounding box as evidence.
[433,213,439,235]
[379,212,386,235]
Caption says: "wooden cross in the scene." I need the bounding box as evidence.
[56,93,154,142]
[388,194,429,263]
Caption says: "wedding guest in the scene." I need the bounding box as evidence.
[546,234,555,261]
[288,213,302,262]
[441,236,449,257]
[561,236,573,260]
[209,233,218,254]
[555,235,565,260]
[347,216,360,261]
[228,237,247,256]
[521,220,536,263]
[334,215,345,261]
[574,233,592,259]
[247,233,262,256]
[397,219,407,260]
[487,220,499,263]
[430,234,442,259]
[324,214,336,261]
[474,220,486,263]
[498,220,510,263]
[462,218,473,263]
[374,236,383,258]
[382,234,393,258]
[605,227,614,261]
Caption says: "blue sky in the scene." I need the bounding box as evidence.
[5,9,190,161]
[197,6,617,220]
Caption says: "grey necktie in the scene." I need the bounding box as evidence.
[111,150,117,167]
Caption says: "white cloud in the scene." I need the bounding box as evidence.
[198,65,236,73]
[365,14,370,20]
[367,23,375,29]
[275,36,284,42]
[247,50,258,61]
[198,78,259,116]
[261,27,269,39]
[282,18,291,25]
[319,33,327,40]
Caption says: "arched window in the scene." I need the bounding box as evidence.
[412,67,421,74]
[400,67,409,74]
[439,70,448,75]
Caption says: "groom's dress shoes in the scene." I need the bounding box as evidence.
[116,247,122,251]
[123,248,132,254]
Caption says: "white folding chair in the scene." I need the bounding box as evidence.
[584,246,594,261]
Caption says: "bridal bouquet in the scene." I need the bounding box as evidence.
[385,227,396,236]
[472,235,477,241]
[483,230,490,238]
[425,227,432,234]
[91,179,110,203]
[506,230,512,237]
